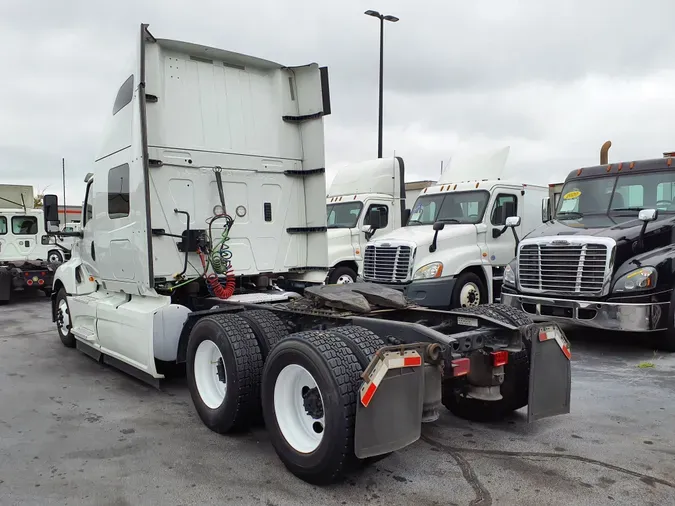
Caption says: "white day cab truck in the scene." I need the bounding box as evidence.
[326,157,409,284]
[43,24,572,485]
[363,147,549,309]
[0,184,67,304]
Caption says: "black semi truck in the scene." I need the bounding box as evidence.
[502,152,675,350]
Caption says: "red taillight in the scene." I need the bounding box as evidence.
[38,279,45,285]
[26,280,33,286]
[491,351,509,367]
[451,358,471,377]
[24,272,29,277]
[41,272,46,276]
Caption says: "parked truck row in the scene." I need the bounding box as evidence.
[0,184,68,304]
[40,25,572,485]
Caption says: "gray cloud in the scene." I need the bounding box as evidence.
[2,0,675,206]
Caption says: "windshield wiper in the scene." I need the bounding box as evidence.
[438,218,460,224]
[611,207,643,212]
[407,219,423,225]
[556,211,583,219]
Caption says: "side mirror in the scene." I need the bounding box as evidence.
[367,208,385,230]
[43,194,60,233]
[402,208,411,226]
[505,216,521,228]
[360,224,373,234]
[637,208,658,251]
[433,221,445,231]
[541,197,552,222]
[639,208,658,222]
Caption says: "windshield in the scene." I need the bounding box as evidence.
[326,201,363,229]
[556,171,675,219]
[408,190,490,226]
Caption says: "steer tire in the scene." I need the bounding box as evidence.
[55,288,75,348]
[238,309,289,359]
[186,314,263,433]
[261,331,362,485]
[445,304,533,420]
[327,266,357,285]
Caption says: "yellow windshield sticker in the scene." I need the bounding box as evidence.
[563,190,581,200]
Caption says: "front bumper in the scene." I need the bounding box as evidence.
[373,276,456,309]
[501,291,668,332]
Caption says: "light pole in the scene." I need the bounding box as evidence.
[364,9,398,158]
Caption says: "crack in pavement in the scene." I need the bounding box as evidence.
[0,329,54,339]
[421,434,675,493]
[444,445,492,506]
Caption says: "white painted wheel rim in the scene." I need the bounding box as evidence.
[336,274,354,284]
[459,282,480,307]
[49,252,62,263]
[274,364,325,453]
[58,299,70,335]
[194,340,227,409]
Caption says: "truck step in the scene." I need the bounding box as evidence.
[71,326,97,341]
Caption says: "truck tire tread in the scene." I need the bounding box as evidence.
[328,325,385,370]
[238,309,289,359]
[261,330,362,484]
[186,313,263,433]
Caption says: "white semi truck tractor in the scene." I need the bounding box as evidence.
[43,24,572,485]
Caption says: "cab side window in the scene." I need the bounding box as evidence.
[12,216,38,235]
[108,164,130,219]
[364,204,389,228]
[490,194,518,226]
[0,216,6,235]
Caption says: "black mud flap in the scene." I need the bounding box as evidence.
[527,322,572,422]
[354,366,424,459]
[0,270,11,302]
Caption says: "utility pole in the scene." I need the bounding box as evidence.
[364,10,399,158]
[62,158,66,223]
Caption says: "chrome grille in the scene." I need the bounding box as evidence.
[518,242,608,294]
[363,245,412,282]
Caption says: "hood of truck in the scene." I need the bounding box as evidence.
[370,224,477,250]
[524,214,675,268]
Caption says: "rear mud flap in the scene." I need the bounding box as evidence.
[526,323,572,422]
[354,366,424,459]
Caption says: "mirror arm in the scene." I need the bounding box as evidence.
[45,230,83,238]
[511,227,520,254]
[429,230,440,253]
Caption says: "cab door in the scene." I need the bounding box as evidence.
[79,178,100,279]
[485,191,520,300]
[10,215,39,260]
[0,216,7,258]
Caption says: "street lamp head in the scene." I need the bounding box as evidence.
[383,15,399,22]
[364,10,381,18]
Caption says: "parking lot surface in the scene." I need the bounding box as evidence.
[1,295,674,505]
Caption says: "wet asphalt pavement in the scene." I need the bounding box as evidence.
[0,294,674,506]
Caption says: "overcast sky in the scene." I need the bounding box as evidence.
[2,0,675,206]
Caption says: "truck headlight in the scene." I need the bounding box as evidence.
[414,262,443,280]
[504,261,516,287]
[613,267,657,293]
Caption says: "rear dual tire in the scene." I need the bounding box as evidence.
[262,327,386,484]
[186,314,389,484]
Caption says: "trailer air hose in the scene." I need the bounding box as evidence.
[205,213,236,299]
